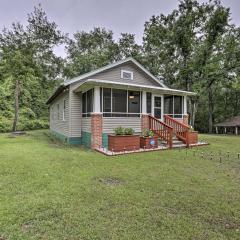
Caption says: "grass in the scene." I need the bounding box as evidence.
[0,130,240,240]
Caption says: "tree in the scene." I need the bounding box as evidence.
[0,5,64,132]
[64,27,119,78]
[143,0,238,132]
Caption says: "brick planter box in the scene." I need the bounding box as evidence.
[140,135,158,149]
[108,135,140,152]
[188,131,198,144]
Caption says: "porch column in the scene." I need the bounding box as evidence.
[142,91,147,114]
[93,86,101,113]
[141,91,149,131]
[91,86,102,149]
[235,126,238,135]
[183,95,189,125]
[183,95,187,115]
[215,126,218,134]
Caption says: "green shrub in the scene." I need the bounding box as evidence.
[124,128,135,135]
[0,117,49,133]
[0,117,12,133]
[114,126,125,135]
[142,128,154,137]
[114,127,135,135]
[19,119,49,131]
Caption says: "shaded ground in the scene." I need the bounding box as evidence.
[0,131,239,240]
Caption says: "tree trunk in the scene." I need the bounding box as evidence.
[12,79,20,132]
[208,86,214,133]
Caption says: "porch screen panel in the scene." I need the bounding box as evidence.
[174,96,183,118]
[164,95,173,116]
[147,92,152,114]
[82,92,87,115]
[128,91,140,117]
[112,89,127,117]
[103,88,111,117]
[87,89,93,116]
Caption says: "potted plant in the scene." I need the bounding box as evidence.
[108,127,140,152]
[140,129,158,149]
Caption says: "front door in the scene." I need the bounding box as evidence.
[152,95,163,120]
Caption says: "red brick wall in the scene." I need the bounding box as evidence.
[91,113,102,149]
[141,114,149,131]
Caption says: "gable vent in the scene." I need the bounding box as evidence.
[121,70,133,80]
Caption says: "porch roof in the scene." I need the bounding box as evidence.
[73,79,196,96]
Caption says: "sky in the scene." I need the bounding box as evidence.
[0,0,239,57]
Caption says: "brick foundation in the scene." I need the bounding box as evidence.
[141,114,149,131]
[91,113,102,149]
[183,114,189,126]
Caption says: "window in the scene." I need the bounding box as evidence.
[121,70,133,80]
[128,91,140,116]
[101,88,140,117]
[63,99,66,121]
[146,92,152,114]
[57,104,60,120]
[82,89,93,117]
[164,95,183,118]
[51,106,54,120]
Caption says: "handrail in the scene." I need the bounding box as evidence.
[148,115,173,149]
[164,115,190,146]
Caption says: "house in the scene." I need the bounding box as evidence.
[215,116,240,135]
[46,57,198,152]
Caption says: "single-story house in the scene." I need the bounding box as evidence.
[46,57,197,151]
[215,116,240,135]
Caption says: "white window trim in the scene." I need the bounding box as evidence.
[121,70,133,80]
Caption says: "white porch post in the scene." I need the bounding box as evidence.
[215,126,218,134]
[183,95,187,115]
[142,91,147,114]
[235,126,238,135]
[93,86,101,113]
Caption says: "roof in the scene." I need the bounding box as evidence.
[215,116,240,127]
[46,57,196,104]
[74,79,196,96]
[64,57,167,88]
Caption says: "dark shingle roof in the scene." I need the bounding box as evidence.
[215,116,240,127]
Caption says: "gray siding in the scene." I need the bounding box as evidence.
[50,91,70,136]
[69,86,82,137]
[92,62,160,87]
[102,117,141,134]
[81,117,91,132]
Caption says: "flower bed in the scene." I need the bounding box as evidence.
[108,134,140,152]
[140,129,158,149]
[140,135,158,149]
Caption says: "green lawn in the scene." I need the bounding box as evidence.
[0,131,240,240]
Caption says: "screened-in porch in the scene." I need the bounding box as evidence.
[81,87,187,121]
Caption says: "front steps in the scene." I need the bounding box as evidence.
[159,135,186,148]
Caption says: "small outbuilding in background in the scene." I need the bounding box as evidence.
[215,116,240,135]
